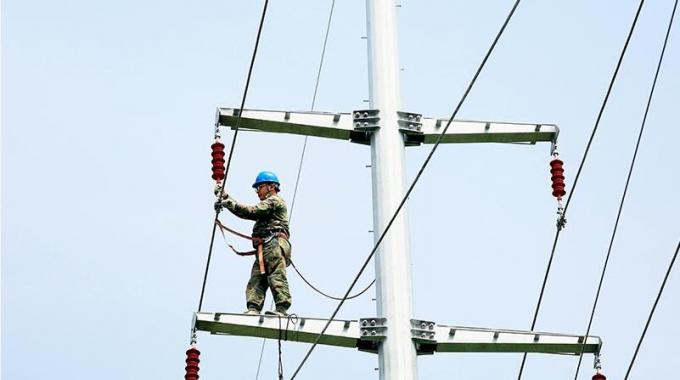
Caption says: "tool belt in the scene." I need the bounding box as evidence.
[216,219,289,275]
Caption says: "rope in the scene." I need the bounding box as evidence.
[290,1,523,377]
[573,1,678,378]
[277,314,299,380]
[624,240,679,379]
[197,0,270,312]
[290,260,375,301]
[515,1,647,378]
[215,219,375,300]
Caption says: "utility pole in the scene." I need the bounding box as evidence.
[193,1,603,379]
[365,0,417,378]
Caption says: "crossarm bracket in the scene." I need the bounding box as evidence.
[431,325,601,355]
[215,108,559,147]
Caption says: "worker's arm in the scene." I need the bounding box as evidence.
[219,195,275,221]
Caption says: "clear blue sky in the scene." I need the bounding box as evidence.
[3,1,678,379]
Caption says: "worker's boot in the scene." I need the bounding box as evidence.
[244,309,260,315]
[264,309,287,316]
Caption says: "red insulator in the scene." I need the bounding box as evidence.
[211,141,226,182]
[185,347,201,380]
[592,372,606,380]
[550,158,566,198]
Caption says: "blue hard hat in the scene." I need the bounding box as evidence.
[252,171,280,188]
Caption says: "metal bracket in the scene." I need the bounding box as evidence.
[358,317,387,353]
[350,109,380,145]
[411,319,437,355]
[397,111,424,146]
[189,313,198,345]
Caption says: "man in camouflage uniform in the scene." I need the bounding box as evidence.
[216,171,292,316]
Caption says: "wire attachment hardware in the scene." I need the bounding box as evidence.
[556,201,566,230]
[591,352,606,380]
[213,120,221,140]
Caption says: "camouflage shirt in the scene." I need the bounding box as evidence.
[223,193,290,238]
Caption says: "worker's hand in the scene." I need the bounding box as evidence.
[214,200,223,212]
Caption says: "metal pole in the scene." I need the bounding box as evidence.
[365,0,417,379]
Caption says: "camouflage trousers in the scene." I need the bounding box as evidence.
[246,237,292,312]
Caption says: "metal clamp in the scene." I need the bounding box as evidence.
[359,317,387,341]
[189,314,198,345]
[397,111,424,146]
[410,319,436,342]
[357,317,387,354]
[410,319,436,355]
[350,109,380,145]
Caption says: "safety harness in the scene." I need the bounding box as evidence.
[215,219,289,275]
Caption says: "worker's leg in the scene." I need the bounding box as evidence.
[245,260,267,312]
[264,238,291,312]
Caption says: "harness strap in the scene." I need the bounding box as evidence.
[216,219,253,241]
[216,219,265,274]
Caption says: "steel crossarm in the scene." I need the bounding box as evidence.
[194,312,361,349]
[423,325,601,355]
[194,312,601,357]
[216,108,355,140]
[419,117,559,144]
[215,108,559,146]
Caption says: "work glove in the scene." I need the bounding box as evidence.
[214,184,229,200]
[214,200,223,212]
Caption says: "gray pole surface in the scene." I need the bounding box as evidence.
[365,0,418,379]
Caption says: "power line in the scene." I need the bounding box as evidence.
[289,0,336,220]
[197,0,270,312]
[290,0,524,377]
[624,240,679,380]
[254,2,337,379]
[573,1,678,378]
[515,1,646,378]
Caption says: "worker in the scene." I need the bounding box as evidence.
[215,171,292,316]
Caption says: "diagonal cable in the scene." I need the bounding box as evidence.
[572,1,677,378]
[290,0,523,377]
[253,2,337,379]
[289,0,336,219]
[515,1,647,378]
[197,0,270,312]
[624,240,679,380]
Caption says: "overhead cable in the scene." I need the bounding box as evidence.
[515,1,647,378]
[254,2,337,379]
[290,0,524,377]
[289,0,337,220]
[573,1,678,378]
[623,240,679,380]
[197,0,270,312]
